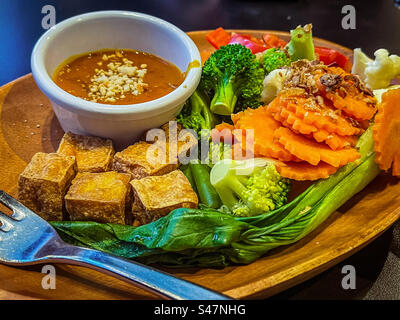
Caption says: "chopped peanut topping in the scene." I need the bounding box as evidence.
[88,51,149,103]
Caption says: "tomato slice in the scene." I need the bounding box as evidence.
[315,46,352,72]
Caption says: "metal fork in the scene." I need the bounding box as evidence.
[0,190,231,300]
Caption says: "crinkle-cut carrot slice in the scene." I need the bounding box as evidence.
[276,161,338,181]
[311,129,357,150]
[285,100,364,136]
[270,93,363,136]
[231,110,244,125]
[232,107,297,162]
[280,108,318,134]
[372,88,400,176]
[326,92,377,121]
[320,132,357,151]
[279,108,356,151]
[211,122,235,144]
[313,67,377,121]
[268,101,358,150]
[268,101,318,134]
[275,127,360,167]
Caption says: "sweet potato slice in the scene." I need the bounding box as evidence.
[372,88,400,176]
[275,127,360,167]
[276,161,338,181]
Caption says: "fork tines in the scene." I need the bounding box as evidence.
[0,190,26,221]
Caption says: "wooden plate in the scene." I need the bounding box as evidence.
[0,30,399,300]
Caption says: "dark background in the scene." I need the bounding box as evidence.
[1,0,400,299]
[1,0,400,85]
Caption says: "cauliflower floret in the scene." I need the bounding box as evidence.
[352,48,400,90]
[261,68,288,104]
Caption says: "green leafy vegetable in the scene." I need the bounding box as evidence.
[201,44,265,115]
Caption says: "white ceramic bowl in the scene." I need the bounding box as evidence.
[31,11,201,148]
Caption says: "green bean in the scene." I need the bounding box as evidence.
[189,163,222,209]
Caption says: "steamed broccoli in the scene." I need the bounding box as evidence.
[177,89,217,137]
[201,44,265,116]
[286,24,316,62]
[210,158,290,217]
[262,48,291,74]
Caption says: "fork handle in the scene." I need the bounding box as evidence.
[44,244,231,300]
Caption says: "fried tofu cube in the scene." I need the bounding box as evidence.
[162,122,198,159]
[147,122,198,160]
[18,152,76,221]
[65,171,132,224]
[130,170,198,225]
[57,132,115,172]
[112,141,179,179]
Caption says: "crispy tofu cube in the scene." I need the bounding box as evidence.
[65,171,132,224]
[148,122,198,160]
[112,141,179,179]
[57,132,115,172]
[18,152,76,221]
[130,170,198,225]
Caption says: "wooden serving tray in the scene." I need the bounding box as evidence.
[0,31,399,300]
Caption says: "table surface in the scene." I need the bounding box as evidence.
[1,0,400,300]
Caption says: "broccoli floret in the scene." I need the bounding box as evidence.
[352,48,400,90]
[177,89,217,137]
[262,48,291,74]
[286,24,316,62]
[201,44,265,116]
[210,158,290,217]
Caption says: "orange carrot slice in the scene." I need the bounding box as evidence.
[326,92,377,121]
[276,161,338,181]
[270,93,363,136]
[372,88,400,176]
[211,122,234,144]
[312,66,377,121]
[285,99,363,136]
[275,127,360,167]
[232,107,297,162]
[317,132,357,150]
[268,100,358,150]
